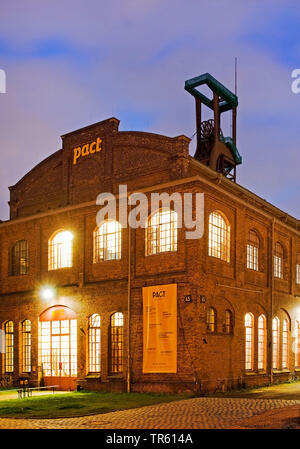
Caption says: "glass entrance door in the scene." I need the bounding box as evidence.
[39,318,77,390]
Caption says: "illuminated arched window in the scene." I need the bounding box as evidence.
[208,211,230,262]
[247,230,259,271]
[282,319,289,369]
[22,320,31,372]
[146,209,177,255]
[88,314,101,373]
[245,313,254,370]
[94,221,121,262]
[10,240,29,276]
[296,254,300,285]
[296,321,300,368]
[274,243,283,279]
[258,315,266,370]
[4,321,14,373]
[110,312,124,373]
[272,317,280,369]
[206,307,216,332]
[48,230,74,270]
[224,309,233,334]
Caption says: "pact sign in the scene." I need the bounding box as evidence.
[73,137,102,165]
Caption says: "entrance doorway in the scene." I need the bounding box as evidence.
[39,306,77,390]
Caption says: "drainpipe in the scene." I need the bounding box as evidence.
[269,218,275,385]
[127,225,132,393]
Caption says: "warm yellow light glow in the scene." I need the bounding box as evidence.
[245,313,254,370]
[208,211,230,262]
[258,315,266,370]
[272,317,279,369]
[49,230,74,270]
[146,209,177,255]
[40,286,55,301]
[88,314,101,373]
[39,319,77,377]
[94,221,121,262]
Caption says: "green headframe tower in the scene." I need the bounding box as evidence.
[185,73,242,182]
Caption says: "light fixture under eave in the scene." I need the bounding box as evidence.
[40,286,55,301]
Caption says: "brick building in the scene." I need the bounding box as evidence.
[0,74,299,393]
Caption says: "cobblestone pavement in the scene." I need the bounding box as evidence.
[0,397,299,429]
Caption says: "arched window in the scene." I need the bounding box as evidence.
[208,211,230,262]
[94,221,121,262]
[206,307,216,332]
[4,321,14,373]
[296,254,300,285]
[245,313,254,370]
[247,230,259,271]
[274,242,283,279]
[224,310,233,334]
[146,209,177,255]
[110,312,124,373]
[296,321,300,368]
[22,320,31,372]
[48,230,74,270]
[258,315,266,370]
[282,319,289,369]
[10,240,29,276]
[88,314,101,373]
[272,317,280,369]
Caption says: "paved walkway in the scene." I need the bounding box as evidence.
[0,397,299,429]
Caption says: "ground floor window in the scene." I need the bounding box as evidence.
[22,319,31,372]
[272,317,279,369]
[245,313,254,370]
[110,312,124,374]
[4,321,14,373]
[88,314,101,373]
[258,315,266,370]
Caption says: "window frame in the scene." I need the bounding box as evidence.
[88,314,101,373]
[22,319,31,373]
[48,230,74,271]
[245,313,254,371]
[4,321,14,373]
[272,316,280,370]
[93,220,122,262]
[10,240,29,276]
[258,314,266,371]
[206,307,216,333]
[208,210,230,262]
[274,242,284,279]
[247,229,259,271]
[109,312,124,374]
[146,208,178,256]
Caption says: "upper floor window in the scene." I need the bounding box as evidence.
[258,314,266,370]
[48,230,74,270]
[206,307,216,332]
[4,321,14,373]
[22,320,31,373]
[274,242,283,279]
[146,209,177,255]
[10,240,29,276]
[247,230,259,271]
[245,313,254,370]
[296,253,300,285]
[110,312,124,374]
[88,314,101,373]
[282,319,289,369]
[94,221,121,262]
[272,316,280,369]
[208,211,230,262]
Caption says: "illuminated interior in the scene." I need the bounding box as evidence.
[245,313,254,370]
[110,312,124,373]
[247,230,259,271]
[4,321,14,373]
[146,209,177,255]
[88,314,101,372]
[274,242,283,279]
[282,319,289,368]
[272,316,279,369]
[258,314,266,370]
[48,230,74,270]
[94,220,121,262]
[22,319,31,372]
[39,319,77,377]
[296,254,300,284]
[208,211,230,262]
[207,307,216,332]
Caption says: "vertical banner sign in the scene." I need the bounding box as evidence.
[143,284,177,373]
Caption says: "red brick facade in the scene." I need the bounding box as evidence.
[0,117,299,393]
